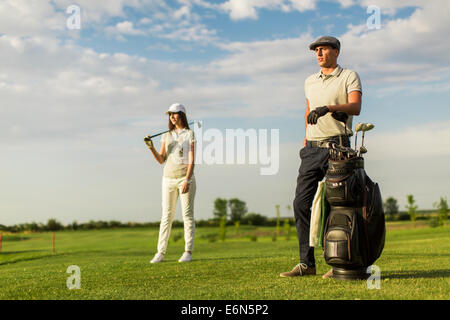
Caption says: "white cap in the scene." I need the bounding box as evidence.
[165,103,186,114]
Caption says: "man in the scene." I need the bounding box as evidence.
[280,36,362,278]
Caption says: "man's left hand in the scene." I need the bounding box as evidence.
[307,106,329,124]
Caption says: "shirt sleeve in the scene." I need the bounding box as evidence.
[346,71,362,95]
[160,132,168,146]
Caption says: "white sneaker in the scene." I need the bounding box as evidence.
[150,253,165,263]
[178,252,192,262]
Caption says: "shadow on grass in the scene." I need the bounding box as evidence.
[0,250,47,255]
[0,252,66,266]
[383,269,450,279]
[161,256,255,263]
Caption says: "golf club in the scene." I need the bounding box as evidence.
[359,123,374,156]
[144,120,202,141]
[360,123,374,147]
[354,123,364,151]
[332,111,349,146]
[359,146,367,156]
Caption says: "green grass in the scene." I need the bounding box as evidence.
[0,223,449,300]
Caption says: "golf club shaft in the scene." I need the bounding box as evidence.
[148,121,197,139]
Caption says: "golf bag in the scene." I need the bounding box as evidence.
[322,156,386,275]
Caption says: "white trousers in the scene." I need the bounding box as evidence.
[157,176,196,254]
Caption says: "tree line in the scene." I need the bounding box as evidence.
[2,195,446,233]
[0,198,287,233]
[384,195,448,226]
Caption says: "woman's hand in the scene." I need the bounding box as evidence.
[181,181,190,194]
[144,136,154,149]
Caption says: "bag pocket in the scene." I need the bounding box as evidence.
[324,211,353,266]
[325,174,358,206]
[324,229,352,263]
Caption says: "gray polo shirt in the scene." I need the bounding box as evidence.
[305,65,362,141]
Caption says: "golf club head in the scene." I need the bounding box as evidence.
[362,123,374,132]
[355,123,364,132]
[359,146,367,154]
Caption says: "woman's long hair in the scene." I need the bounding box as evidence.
[168,112,190,131]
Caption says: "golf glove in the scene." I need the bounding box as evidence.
[331,111,348,123]
[144,136,154,149]
[307,106,329,124]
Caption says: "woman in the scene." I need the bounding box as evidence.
[145,103,196,263]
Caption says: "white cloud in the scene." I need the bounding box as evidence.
[116,21,145,35]
[0,0,65,36]
[105,21,146,40]
[221,0,258,20]
[219,0,318,20]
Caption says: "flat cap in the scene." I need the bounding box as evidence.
[309,36,340,51]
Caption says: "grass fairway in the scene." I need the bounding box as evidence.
[0,223,449,300]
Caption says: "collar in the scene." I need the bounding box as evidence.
[171,128,188,136]
[317,65,343,79]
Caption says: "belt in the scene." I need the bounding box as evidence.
[307,135,348,148]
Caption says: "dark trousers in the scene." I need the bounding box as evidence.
[293,137,350,267]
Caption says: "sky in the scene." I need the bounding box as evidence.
[1,0,449,225]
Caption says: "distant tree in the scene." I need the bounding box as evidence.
[434,197,448,227]
[406,194,418,224]
[275,205,281,237]
[71,221,79,231]
[384,197,399,219]
[219,216,227,241]
[108,220,122,228]
[47,219,62,231]
[29,222,39,232]
[243,213,268,226]
[228,198,247,223]
[213,198,228,220]
[283,219,291,241]
[234,220,240,235]
[286,205,292,214]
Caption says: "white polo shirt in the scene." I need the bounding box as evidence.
[305,65,362,141]
[161,128,196,179]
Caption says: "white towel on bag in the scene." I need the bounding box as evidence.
[309,181,325,247]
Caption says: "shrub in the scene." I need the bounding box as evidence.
[219,216,227,241]
[284,219,291,241]
[428,217,440,228]
[272,232,277,242]
[243,213,268,226]
[435,197,448,227]
[200,233,218,243]
[172,232,183,242]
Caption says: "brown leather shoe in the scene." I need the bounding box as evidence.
[322,268,333,279]
[280,263,316,277]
